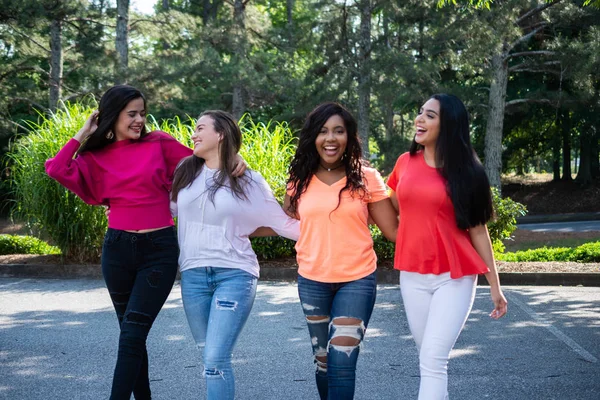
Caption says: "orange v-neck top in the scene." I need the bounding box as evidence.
[289,167,388,283]
[387,152,489,278]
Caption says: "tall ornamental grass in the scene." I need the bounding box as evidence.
[8,103,297,261]
[238,116,297,202]
[8,103,107,262]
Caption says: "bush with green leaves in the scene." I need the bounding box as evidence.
[8,103,108,262]
[0,234,61,255]
[488,187,527,253]
[497,241,600,263]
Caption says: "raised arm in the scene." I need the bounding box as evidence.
[45,111,104,205]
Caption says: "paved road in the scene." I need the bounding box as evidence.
[518,220,600,233]
[1,279,599,399]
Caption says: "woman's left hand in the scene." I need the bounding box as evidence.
[489,287,508,319]
[232,154,248,177]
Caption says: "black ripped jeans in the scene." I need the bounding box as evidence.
[101,226,179,400]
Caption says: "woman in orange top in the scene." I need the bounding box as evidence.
[387,94,507,399]
[285,102,398,399]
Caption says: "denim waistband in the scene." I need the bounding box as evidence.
[105,226,175,242]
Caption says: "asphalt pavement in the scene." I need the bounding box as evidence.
[517,220,600,233]
[1,278,599,399]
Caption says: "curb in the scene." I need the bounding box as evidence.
[1,264,599,287]
[517,212,600,224]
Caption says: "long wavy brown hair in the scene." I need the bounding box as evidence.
[171,110,249,203]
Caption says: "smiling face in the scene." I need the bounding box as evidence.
[113,97,146,141]
[191,115,221,159]
[414,98,441,148]
[314,114,348,168]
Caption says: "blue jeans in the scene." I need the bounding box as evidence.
[181,267,258,400]
[297,271,377,400]
[101,226,179,400]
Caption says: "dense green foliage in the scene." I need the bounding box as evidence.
[0,234,60,255]
[8,103,108,261]
[498,241,600,262]
[488,187,528,253]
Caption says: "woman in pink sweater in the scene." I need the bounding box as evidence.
[45,85,244,400]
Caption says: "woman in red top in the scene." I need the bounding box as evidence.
[387,94,507,400]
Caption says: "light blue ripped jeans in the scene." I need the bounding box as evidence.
[181,267,258,400]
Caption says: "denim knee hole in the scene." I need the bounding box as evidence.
[146,270,163,288]
[315,356,328,374]
[123,311,153,326]
[204,366,225,380]
[301,302,320,312]
[329,318,364,356]
[110,291,130,306]
[215,298,237,311]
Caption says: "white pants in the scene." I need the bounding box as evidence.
[400,271,477,400]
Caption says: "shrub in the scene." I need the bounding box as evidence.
[570,242,600,263]
[371,226,395,260]
[488,187,527,252]
[497,241,600,263]
[0,234,61,255]
[7,103,108,262]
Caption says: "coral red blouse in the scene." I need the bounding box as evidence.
[387,152,489,278]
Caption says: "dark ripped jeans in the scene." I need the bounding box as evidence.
[101,226,179,400]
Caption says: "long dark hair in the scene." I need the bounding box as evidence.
[409,93,493,229]
[78,85,148,153]
[287,102,367,215]
[171,110,248,203]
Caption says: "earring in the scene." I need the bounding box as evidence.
[106,131,114,140]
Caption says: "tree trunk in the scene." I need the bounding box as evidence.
[561,111,572,181]
[576,130,592,185]
[591,126,599,179]
[231,0,246,120]
[357,0,371,157]
[287,0,294,29]
[484,52,508,188]
[161,0,171,50]
[115,0,130,84]
[552,130,561,181]
[383,104,394,141]
[49,19,63,112]
[202,0,211,24]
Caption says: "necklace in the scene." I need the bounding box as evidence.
[320,163,344,172]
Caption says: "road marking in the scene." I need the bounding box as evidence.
[506,292,597,363]
[0,279,31,288]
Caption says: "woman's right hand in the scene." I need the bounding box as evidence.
[74,110,99,142]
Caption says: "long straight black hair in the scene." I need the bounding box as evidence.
[171,110,249,203]
[409,93,493,229]
[287,102,367,215]
[78,85,148,154]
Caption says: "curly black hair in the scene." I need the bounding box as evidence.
[287,102,368,215]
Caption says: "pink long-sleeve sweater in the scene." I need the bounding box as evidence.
[45,131,192,230]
